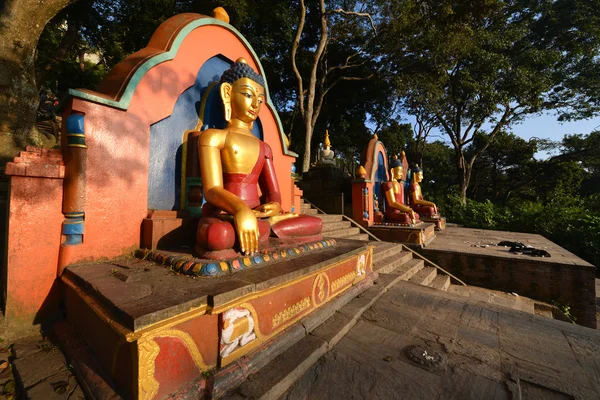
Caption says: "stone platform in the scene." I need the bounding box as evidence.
[271,280,600,400]
[369,222,436,247]
[60,240,373,399]
[421,216,446,231]
[420,225,597,328]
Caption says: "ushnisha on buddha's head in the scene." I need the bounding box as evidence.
[390,154,404,181]
[411,164,424,183]
[220,58,266,126]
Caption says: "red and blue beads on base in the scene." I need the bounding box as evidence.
[137,239,337,277]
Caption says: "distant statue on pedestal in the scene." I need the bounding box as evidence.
[382,154,419,225]
[408,164,439,217]
[317,130,335,165]
[195,58,322,257]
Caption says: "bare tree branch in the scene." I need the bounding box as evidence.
[291,0,307,118]
[324,8,377,35]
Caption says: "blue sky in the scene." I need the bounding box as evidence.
[400,112,600,159]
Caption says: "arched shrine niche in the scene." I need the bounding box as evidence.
[148,55,264,211]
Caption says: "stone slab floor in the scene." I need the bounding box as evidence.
[283,281,600,400]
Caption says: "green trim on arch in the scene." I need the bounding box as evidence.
[63,17,297,157]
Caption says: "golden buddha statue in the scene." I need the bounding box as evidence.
[382,155,418,225]
[196,58,322,257]
[408,164,438,217]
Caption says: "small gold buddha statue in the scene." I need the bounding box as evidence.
[382,155,418,224]
[408,164,438,217]
[196,58,322,257]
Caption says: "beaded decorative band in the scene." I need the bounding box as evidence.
[137,239,337,277]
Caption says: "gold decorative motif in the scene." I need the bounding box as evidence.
[311,272,330,306]
[317,275,325,302]
[272,297,311,328]
[331,271,357,293]
[137,329,210,399]
[138,338,160,400]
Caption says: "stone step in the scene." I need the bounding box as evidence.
[408,266,437,286]
[322,227,360,238]
[229,277,387,400]
[373,251,413,274]
[429,274,451,291]
[344,233,369,241]
[393,258,424,281]
[372,242,404,264]
[321,221,352,232]
[300,203,312,210]
[301,208,319,215]
[313,214,343,223]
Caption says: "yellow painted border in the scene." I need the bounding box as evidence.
[211,246,373,314]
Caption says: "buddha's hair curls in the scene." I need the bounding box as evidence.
[220,61,266,88]
[390,157,402,169]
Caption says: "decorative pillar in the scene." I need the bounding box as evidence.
[58,114,87,275]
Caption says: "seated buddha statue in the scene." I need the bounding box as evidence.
[382,155,419,225]
[408,164,439,217]
[196,58,322,257]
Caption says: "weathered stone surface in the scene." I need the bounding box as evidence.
[421,226,597,328]
[377,359,443,399]
[337,296,372,320]
[280,279,600,400]
[310,311,355,349]
[64,241,370,331]
[13,347,68,389]
[234,323,306,378]
[283,351,380,400]
[440,369,509,400]
[374,272,404,289]
[237,335,327,400]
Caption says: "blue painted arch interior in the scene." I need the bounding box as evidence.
[148,55,264,210]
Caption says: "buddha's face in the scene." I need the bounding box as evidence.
[413,171,423,183]
[391,166,403,181]
[222,77,265,124]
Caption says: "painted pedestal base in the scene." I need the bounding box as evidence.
[60,241,372,399]
[420,216,446,231]
[369,222,436,247]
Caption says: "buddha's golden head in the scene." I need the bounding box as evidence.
[220,58,265,124]
[390,155,404,181]
[411,164,423,183]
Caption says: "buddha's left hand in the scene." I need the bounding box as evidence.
[253,202,281,218]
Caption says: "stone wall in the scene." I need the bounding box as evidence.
[420,249,597,329]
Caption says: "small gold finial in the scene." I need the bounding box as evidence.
[212,7,230,23]
[355,165,367,179]
[236,57,248,64]
[401,150,405,157]
[373,134,378,140]
[324,130,331,147]
[392,154,398,160]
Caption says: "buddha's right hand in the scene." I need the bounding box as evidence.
[234,207,259,255]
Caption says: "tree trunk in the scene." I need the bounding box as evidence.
[36,17,80,87]
[0,0,76,138]
[302,124,313,172]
